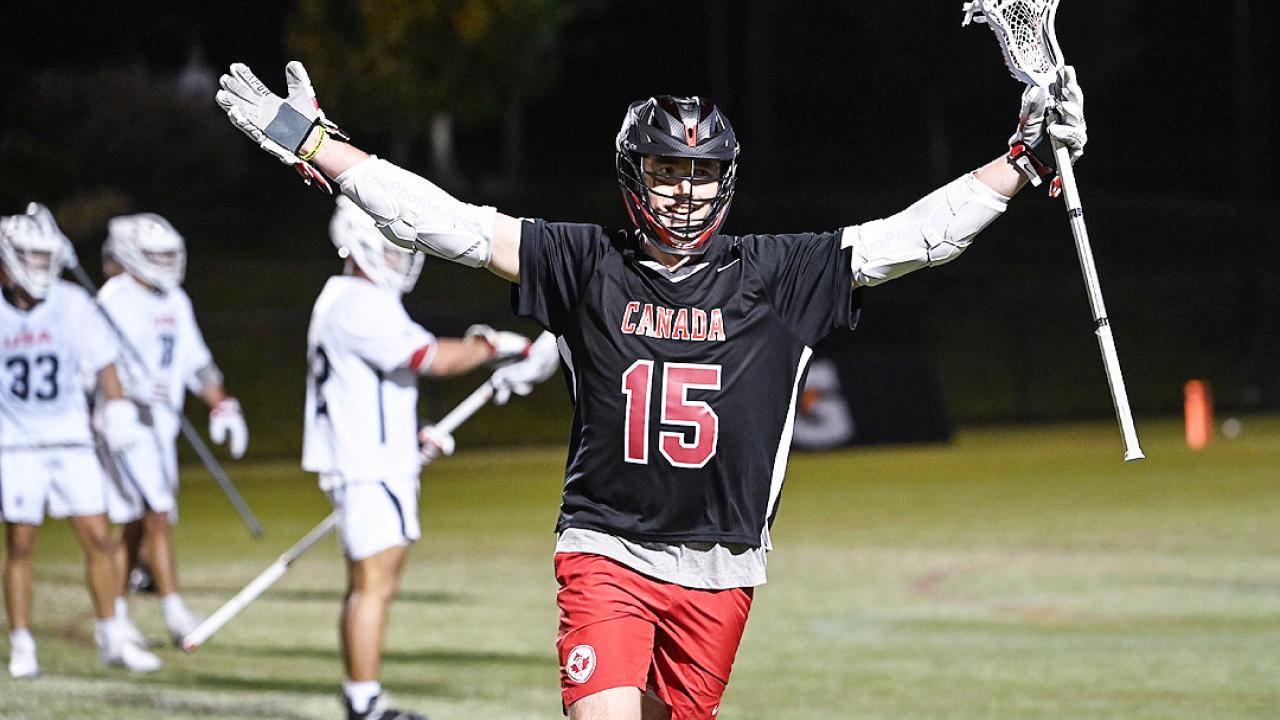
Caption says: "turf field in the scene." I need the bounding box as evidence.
[3,416,1278,719]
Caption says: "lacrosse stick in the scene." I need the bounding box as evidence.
[55,239,265,536]
[963,0,1144,462]
[181,374,502,653]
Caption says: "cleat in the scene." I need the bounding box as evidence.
[118,614,162,649]
[166,607,203,648]
[97,624,163,673]
[8,634,39,679]
[117,639,163,673]
[346,693,426,720]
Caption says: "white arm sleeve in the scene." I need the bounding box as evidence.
[842,172,1011,287]
[335,156,497,268]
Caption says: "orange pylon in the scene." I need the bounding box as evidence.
[1184,380,1213,450]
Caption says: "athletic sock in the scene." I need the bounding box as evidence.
[10,628,34,649]
[343,680,382,714]
[161,593,188,622]
[115,596,130,620]
[94,618,117,649]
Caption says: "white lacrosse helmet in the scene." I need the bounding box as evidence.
[0,212,68,300]
[329,196,424,294]
[107,213,188,290]
[25,203,79,270]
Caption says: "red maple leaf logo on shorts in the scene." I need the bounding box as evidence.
[565,644,597,683]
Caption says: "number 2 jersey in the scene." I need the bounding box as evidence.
[97,274,214,437]
[1,280,118,448]
[514,221,859,548]
[302,276,436,486]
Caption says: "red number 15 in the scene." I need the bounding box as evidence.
[621,360,721,469]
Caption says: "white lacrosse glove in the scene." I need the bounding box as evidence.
[490,333,561,405]
[1007,83,1055,187]
[418,425,456,463]
[1009,84,1050,152]
[215,61,348,193]
[465,324,532,366]
[209,397,248,459]
[1047,65,1087,162]
[1008,65,1087,190]
[101,399,146,453]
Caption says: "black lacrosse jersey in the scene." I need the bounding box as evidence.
[514,220,860,547]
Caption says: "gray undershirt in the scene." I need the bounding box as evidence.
[556,527,769,590]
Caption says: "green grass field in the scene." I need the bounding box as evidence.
[3,416,1279,719]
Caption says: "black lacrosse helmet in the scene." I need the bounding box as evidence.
[615,95,740,255]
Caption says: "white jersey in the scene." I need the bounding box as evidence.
[0,280,118,448]
[302,276,435,485]
[97,274,213,437]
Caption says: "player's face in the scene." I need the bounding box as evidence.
[7,249,54,304]
[642,155,722,230]
[382,245,416,276]
[102,256,124,279]
[19,248,52,272]
[144,250,181,276]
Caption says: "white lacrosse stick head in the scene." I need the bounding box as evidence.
[962,0,1064,88]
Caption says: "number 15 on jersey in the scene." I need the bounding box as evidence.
[621,360,721,469]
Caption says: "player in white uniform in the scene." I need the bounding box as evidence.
[1,210,161,677]
[305,196,538,720]
[95,213,249,645]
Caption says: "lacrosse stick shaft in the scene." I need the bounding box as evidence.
[1052,141,1144,462]
[181,375,500,652]
[179,420,264,536]
[436,380,496,434]
[65,263,264,537]
[181,511,339,652]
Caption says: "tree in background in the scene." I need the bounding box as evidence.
[288,0,597,190]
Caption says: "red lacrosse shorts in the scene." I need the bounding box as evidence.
[554,552,754,719]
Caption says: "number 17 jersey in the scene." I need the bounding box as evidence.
[514,220,859,547]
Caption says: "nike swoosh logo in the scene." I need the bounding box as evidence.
[716,259,741,272]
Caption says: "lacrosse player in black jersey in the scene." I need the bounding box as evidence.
[217,60,1086,720]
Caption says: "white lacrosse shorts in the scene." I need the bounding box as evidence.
[102,434,180,524]
[325,476,422,562]
[0,447,109,525]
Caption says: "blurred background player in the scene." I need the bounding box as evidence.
[304,196,543,720]
[100,233,125,281]
[219,61,1085,720]
[95,213,249,645]
[101,219,161,597]
[99,232,163,598]
[1,210,161,677]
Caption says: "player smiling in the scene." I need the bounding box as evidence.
[217,61,1085,720]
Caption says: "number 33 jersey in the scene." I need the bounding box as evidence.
[0,280,118,447]
[514,221,860,547]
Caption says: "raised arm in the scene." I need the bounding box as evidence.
[845,68,1086,287]
[215,61,524,283]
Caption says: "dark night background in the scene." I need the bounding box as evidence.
[2,1,1277,456]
